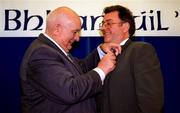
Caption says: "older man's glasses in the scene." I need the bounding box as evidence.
[99,21,124,28]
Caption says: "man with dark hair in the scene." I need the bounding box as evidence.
[96,5,164,113]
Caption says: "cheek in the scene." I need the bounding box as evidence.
[112,27,122,36]
[67,35,75,46]
[104,36,112,43]
[65,33,73,41]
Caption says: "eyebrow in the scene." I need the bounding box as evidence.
[103,19,113,22]
[72,29,81,33]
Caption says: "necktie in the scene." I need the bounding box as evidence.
[67,53,74,63]
[67,53,83,74]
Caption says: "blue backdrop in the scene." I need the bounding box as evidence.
[0,36,180,113]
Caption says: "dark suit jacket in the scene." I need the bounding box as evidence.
[97,39,164,113]
[20,33,102,113]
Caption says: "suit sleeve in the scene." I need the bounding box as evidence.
[133,43,164,113]
[74,49,100,73]
[27,47,102,105]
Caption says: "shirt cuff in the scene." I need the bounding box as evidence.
[93,67,105,84]
[97,45,106,59]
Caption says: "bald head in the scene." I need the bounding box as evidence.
[44,6,81,53]
[45,6,81,35]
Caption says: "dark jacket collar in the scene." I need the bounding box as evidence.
[121,39,131,51]
[37,33,65,55]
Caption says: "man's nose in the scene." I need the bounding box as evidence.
[74,33,80,41]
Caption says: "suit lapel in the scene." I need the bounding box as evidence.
[102,39,133,113]
[38,33,63,53]
[121,39,132,52]
[67,53,83,74]
[38,33,83,74]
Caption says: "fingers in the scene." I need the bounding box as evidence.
[110,48,116,55]
[97,52,117,75]
[106,52,116,65]
[101,43,122,56]
[108,52,116,59]
[109,43,121,55]
[112,47,121,56]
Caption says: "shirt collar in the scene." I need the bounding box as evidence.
[43,33,68,56]
[120,38,129,46]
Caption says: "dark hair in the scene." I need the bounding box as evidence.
[103,5,135,37]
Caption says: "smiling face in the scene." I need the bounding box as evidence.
[58,16,81,52]
[45,7,81,53]
[100,11,129,44]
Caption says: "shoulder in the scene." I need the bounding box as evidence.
[130,41,156,52]
[127,41,159,62]
[124,41,157,59]
[131,41,153,48]
[25,40,64,63]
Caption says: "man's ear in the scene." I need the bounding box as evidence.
[122,22,130,33]
[54,24,62,35]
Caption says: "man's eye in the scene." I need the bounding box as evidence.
[73,31,77,34]
[106,23,111,25]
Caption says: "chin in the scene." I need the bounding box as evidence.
[104,37,111,43]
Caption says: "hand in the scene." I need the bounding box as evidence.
[100,43,121,56]
[97,52,116,75]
